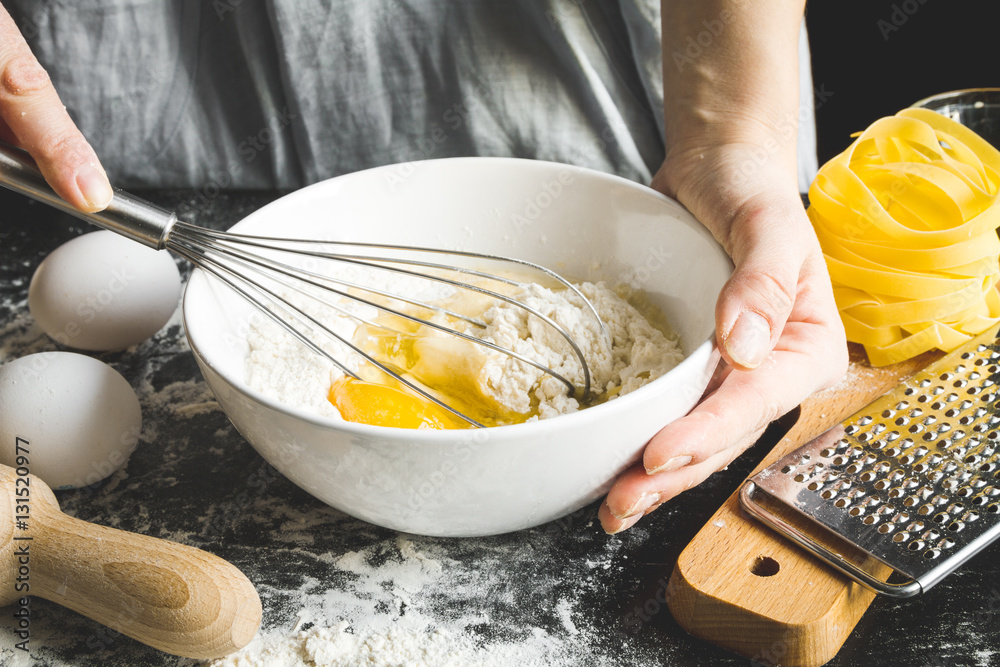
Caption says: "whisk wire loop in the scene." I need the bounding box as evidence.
[172,222,600,402]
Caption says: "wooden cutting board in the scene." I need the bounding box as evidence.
[667,345,941,667]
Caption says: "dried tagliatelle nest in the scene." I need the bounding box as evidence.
[808,107,1000,366]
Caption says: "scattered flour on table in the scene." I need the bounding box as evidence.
[244,268,684,422]
[206,535,589,667]
[210,623,523,667]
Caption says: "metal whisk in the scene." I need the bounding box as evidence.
[0,143,605,427]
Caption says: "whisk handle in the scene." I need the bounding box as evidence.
[0,141,175,249]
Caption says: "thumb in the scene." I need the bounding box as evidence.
[716,199,811,370]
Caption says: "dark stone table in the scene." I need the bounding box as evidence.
[0,187,996,666]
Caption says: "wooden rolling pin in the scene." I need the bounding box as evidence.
[667,347,939,667]
[0,464,261,659]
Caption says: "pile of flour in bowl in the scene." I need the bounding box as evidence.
[244,268,684,423]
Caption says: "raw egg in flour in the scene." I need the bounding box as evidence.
[328,376,469,429]
[0,352,142,489]
[29,230,182,351]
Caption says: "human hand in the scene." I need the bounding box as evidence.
[598,141,849,534]
[0,6,112,211]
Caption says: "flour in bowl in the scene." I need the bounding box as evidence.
[244,267,683,426]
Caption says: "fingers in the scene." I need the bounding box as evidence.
[0,8,112,211]
[644,310,844,474]
[599,443,750,534]
[715,197,814,370]
[599,250,848,535]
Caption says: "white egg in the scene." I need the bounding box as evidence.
[0,352,142,490]
[29,230,182,351]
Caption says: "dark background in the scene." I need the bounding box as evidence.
[806,0,997,164]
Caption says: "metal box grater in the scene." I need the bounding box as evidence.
[740,324,1000,597]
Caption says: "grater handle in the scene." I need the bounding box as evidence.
[739,482,922,598]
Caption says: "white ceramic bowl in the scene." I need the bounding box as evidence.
[183,158,732,537]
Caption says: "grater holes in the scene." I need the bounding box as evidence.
[821,489,836,500]
[954,379,969,388]
[896,417,910,426]
[923,549,942,560]
[933,386,945,396]
[886,431,901,441]
[908,540,925,551]
[781,465,795,474]
[933,512,949,524]
[878,523,893,534]
[849,506,864,517]
[793,473,808,483]
[892,532,909,543]
[882,409,895,418]
[874,479,890,491]
[940,373,954,381]
[863,514,877,525]
[858,415,873,425]
[948,521,965,532]
[917,395,929,403]
[989,503,1000,514]
[807,481,822,491]
[964,511,981,522]
[834,497,850,508]
[860,471,877,482]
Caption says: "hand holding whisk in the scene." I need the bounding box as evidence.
[0,142,607,427]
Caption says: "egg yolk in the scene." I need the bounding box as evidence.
[328,376,470,430]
